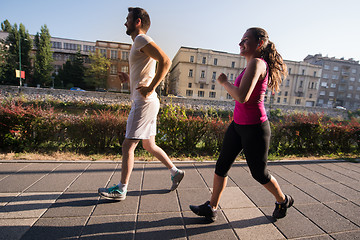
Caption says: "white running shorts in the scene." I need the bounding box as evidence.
[125,98,160,139]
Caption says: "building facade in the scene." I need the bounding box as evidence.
[169,47,322,108]
[304,54,360,110]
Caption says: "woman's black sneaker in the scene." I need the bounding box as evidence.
[272,194,294,219]
[189,201,217,222]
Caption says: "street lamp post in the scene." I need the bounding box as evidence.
[19,35,22,87]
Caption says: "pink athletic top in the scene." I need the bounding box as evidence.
[233,59,268,125]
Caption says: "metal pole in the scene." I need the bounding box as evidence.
[19,35,22,87]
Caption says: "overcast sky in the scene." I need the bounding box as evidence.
[1,0,359,62]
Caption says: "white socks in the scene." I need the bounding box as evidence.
[117,182,128,193]
[170,166,179,176]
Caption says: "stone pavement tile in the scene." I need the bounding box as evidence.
[142,164,172,190]
[294,235,333,240]
[223,208,285,240]
[25,163,89,192]
[0,163,30,181]
[92,191,140,216]
[42,192,98,218]
[228,165,260,187]
[182,210,237,240]
[302,164,360,190]
[296,203,358,234]
[260,206,325,239]
[320,163,360,180]
[107,164,143,191]
[334,162,360,172]
[295,183,346,203]
[135,212,186,240]
[138,189,179,213]
[284,164,337,185]
[80,214,136,240]
[267,165,314,185]
[0,218,37,240]
[277,184,319,205]
[240,185,275,207]
[0,163,60,192]
[217,187,255,209]
[0,193,19,208]
[324,201,360,226]
[319,182,360,202]
[330,230,360,240]
[67,163,117,192]
[177,188,212,212]
[177,165,208,189]
[196,164,237,188]
[20,216,87,240]
[0,192,61,219]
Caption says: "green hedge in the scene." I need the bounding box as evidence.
[1,99,359,156]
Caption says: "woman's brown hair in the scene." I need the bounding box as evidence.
[247,27,288,92]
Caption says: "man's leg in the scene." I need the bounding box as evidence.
[121,138,140,185]
[142,135,184,191]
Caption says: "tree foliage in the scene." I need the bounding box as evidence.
[34,24,53,87]
[85,51,111,90]
[0,20,33,86]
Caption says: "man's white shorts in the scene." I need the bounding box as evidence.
[125,98,160,139]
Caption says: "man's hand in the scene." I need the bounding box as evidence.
[118,72,129,83]
[136,85,154,98]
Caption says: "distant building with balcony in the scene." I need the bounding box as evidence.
[304,54,360,110]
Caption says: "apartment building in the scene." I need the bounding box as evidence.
[265,61,322,107]
[169,47,322,108]
[304,54,360,110]
[95,40,131,92]
[169,47,247,100]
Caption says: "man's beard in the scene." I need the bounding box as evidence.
[126,25,135,36]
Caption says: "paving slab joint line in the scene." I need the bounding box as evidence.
[133,163,146,240]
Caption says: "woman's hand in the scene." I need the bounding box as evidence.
[118,72,129,83]
[217,73,228,85]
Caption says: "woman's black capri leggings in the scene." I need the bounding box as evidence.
[215,120,272,185]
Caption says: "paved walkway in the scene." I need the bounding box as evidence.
[0,160,359,240]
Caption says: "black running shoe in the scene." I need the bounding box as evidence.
[272,194,294,219]
[189,201,217,222]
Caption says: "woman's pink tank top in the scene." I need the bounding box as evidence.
[233,59,268,125]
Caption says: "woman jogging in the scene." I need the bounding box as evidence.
[190,27,293,221]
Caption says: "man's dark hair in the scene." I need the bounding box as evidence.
[128,7,151,32]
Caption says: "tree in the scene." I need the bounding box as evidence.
[34,24,53,87]
[0,20,33,86]
[85,51,111,90]
[54,49,86,89]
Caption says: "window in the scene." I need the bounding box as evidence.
[318,99,324,104]
[121,66,129,73]
[188,83,192,88]
[209,92,216,98]
[288,68,292,74]
[313,71,317,77]
[226,93,232,99]
[83,45,95,52]
[100,49,107,57]
[278,91,281,96]
[230,74,234,81]
[323,74,328,79]
[332,75,338,80]
[299,81,303,88]
[121,51,129,60]
[285,79,290,87]
[283,98,287,103]
[277,97,280,103]
[211,85,215,90]
[190,56,194,63]
[356,94,360,100]
[111,50,118,59]
[284,91,288,96]
[302,69,305,75]
[331,83,336,88]
[64,43,81,50]
[198,91,204,97]
[189,69,193,77]
[324,65,330,70]
[333,66,339,71]
[231,61,235,68]
[186,90,193,97]
[347,93,352,98]
[201,71,205,78]
[309,94,313,98]
[200,83,204,89]
[350,77,355,82]
[51,41,62,49]
[309,82,315,89]
[202,57,206,64]
[295,99,301,105]
[110,65,117,75]
[349,86,354,90]
[212,72,216,80]
[214,58,218,65]
[321,82,327,87]
[357,87,360,91]
[320,91,325,96]
[329,92,335,97]
[352,69,356,74]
